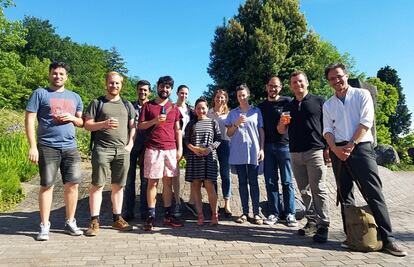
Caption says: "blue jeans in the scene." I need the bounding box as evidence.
[123,145,148,218]
[217,140,231,199]
[264,143,295,217]
[235,164,260,215]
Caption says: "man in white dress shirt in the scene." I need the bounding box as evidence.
[322,63,407,257]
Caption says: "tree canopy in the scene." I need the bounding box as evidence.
[377,65,412,143]
[207,0,352,107]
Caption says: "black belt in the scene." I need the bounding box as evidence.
[335,141,370,146]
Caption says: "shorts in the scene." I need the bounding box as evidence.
[91,146,130,186]
[144,148,179,179]
[38,144,82,187]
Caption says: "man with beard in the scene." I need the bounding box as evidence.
[123,80,151,222]
[258,76,297,227]
[139,76,183,231]
[84,71,136,236]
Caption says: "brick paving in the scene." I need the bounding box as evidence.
[0,163,413,266]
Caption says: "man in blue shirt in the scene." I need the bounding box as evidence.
[25,62,84,241]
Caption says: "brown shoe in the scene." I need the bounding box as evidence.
[85,218,99,236]
[112,217,133,231]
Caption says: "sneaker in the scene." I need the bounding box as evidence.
[286,213,298,227]
[184,202,197,217]
[341,240,350,249]
[144,216,155,231]
[173,203,182,217]
[264,214,278,225]
[112,217,133,231]
[383,241,408,257]
[313,227,328,243]
[64,219,83,236]
[298,222,317,236]
[36,222,50,241]
[85,218,99,236]
[163,215,184,227]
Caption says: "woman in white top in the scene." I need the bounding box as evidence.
[207,89,232,216]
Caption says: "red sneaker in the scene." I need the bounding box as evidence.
[163,215,184,227]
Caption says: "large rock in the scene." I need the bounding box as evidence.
[375,144,400,165]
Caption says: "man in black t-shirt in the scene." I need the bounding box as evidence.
[258,76,297,227]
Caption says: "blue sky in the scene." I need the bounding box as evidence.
[5,0,414,128]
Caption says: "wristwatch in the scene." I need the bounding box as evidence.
[350,139,358,146]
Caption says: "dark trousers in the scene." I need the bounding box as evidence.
[123,145,148,218]
[330,142,394,245]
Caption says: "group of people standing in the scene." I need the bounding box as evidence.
[25,61,406,257]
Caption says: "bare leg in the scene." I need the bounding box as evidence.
[63,183,79,221]
[172,171,181,204]
[192,180,203,214]
[39,185,54,225]
[111,184,124,214]
[89,185,104,216]
[204,181,218,215]
[147,178,159,208]
[162,176,173,208]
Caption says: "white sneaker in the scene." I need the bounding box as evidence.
[286,213,298,227]
[64,219,83,236]
[36,222,50,241]
[264,214,278,225]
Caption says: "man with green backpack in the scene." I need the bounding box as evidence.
[83,71,136,236]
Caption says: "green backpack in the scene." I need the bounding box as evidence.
[343,204,383,252]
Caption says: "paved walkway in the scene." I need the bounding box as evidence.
[0,163,413,266]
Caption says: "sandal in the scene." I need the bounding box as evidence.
[253,214,263,225]
[210,213,219,226]
[197,213,204,226]
[235,214,248,224]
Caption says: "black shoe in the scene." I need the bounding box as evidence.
[184,202,197,217]
[298,222,317,236]
[144,216,155,231]
[313,227,328,243]
[383,241,407,257]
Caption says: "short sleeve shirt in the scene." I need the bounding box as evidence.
[258,97,291,145]
[225,106,263,165]
[84,97,135,148]
[140,100,182,150]
[26,88,83,149]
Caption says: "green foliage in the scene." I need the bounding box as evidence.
[76,128,91,159]
[394,131,414,165]
[207,0,353,107]
[377,66,412,144]
[367,77,398,145]
[0,109,38,211]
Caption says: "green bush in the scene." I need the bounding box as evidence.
[0,109,38,211]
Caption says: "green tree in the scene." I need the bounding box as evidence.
[106,46,128,75]
[207,0,351,107]
[377,65,412,144]
[367,77,398,145]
